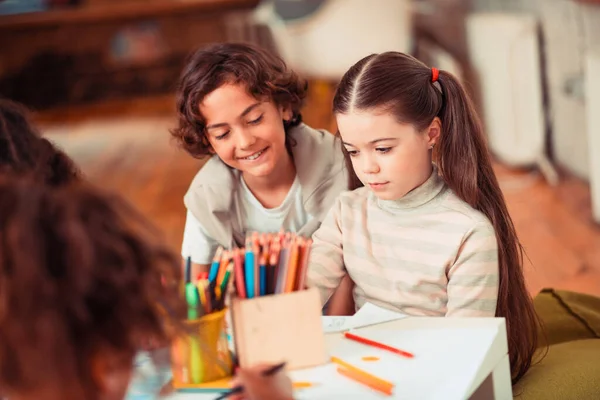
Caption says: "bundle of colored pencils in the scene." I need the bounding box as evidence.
[208,231,312,299]
[183,256,231,320]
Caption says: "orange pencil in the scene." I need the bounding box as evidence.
[344,332,414,358]
[336,367,393,396]
[216,250,230,286]
[284,237,301,292]
[295,238,312,290]
[331,356,395,392]
[233,248,246,298]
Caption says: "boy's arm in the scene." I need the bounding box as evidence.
[181,210,219,279]
[446,222,499,317]
[306,198,347,306]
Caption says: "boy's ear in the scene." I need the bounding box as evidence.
[279,104,293,122]
[426,117,442,148]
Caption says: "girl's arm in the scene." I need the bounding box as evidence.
[446,222,500,317]
[324,274,356,316]
[306,198,347,306]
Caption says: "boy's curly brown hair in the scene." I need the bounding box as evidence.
[170,42,308,159]
[0,177,183,399]
[0,98,80,186]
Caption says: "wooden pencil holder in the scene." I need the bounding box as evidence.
[230,287,327,370]
[171,308,233,389]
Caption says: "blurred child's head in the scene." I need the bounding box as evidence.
[171,43,307,179]
[0,98,79,186]
[0,177,182,400]
[334,52,539,383]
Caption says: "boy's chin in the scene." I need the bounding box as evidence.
[239,163,276,178]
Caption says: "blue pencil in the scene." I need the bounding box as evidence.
[208,246,223,283]
[245,240,255,298]
[259,263,266,296]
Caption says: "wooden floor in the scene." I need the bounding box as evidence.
[38,84,600,298]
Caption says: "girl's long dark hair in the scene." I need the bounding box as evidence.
[333,52,540,383]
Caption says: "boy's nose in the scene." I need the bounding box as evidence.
[237,129,257,150]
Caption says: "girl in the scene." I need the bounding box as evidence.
[0,98,79,186]
[170,43,349,278]
[306,52,539,383]
[0,177,294,400]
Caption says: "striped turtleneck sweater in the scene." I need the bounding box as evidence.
[307,166,499,316]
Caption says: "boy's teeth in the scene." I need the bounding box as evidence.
[245,150,263,160]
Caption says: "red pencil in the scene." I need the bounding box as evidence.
[344,332,414,359]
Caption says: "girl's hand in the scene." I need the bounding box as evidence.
[229,363,294,400]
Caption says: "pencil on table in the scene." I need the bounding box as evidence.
[336,367,393,396]
[331,356,395,391]
[343,332,414,358]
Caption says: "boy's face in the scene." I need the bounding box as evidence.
[201,83,292,179]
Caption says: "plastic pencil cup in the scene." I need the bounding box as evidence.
[171,308,233,388]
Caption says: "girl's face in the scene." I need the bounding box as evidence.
[200,83,293,180]
[337,110,440,201]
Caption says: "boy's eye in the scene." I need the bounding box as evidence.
[376,147,391,154]
[215,131,230,140]
[248,114,264,125]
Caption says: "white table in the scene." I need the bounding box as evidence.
[169,316,512,400]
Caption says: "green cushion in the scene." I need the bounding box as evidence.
[513,339,600,399]
[533,288,600,347]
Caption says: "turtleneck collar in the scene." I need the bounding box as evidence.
[375,164,446,212]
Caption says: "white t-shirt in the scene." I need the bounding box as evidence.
[181,176,310,264]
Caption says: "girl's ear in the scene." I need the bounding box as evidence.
[426,117,442,148]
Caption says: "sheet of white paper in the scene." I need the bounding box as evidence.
[321,316,353,333]
[350,303,408,329]
[291,326,499,400]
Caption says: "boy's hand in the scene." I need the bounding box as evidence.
[229,363,294,400]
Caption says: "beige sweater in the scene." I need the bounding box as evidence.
[307,167,499,316]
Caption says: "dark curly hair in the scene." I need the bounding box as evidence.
[170,42,308,158]
[0,177,183,399]
[0,98,80,186]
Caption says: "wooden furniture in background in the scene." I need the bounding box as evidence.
[0,0,259,110]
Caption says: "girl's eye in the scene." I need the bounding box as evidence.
[376,147,391,154]
[346,149,359,157]
[248,114,264,125]
[215,131,230,140]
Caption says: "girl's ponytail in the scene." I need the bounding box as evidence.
[436,70,540,383]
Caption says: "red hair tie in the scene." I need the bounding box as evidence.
[431,67,439,83]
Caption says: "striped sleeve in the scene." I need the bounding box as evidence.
[306,197,346,306]
[446,222,499,317]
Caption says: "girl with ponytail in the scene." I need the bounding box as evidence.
[307,52,539,383]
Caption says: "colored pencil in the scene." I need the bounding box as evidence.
[344,332,414,358]
[331,356,395,391]
[336,366,393,396]
[208,247,223,283]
